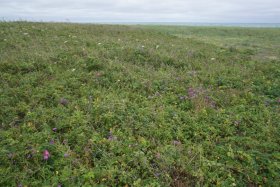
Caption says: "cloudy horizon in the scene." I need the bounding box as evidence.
[1,0,280,23]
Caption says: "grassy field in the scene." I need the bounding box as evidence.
[0,22,279,186]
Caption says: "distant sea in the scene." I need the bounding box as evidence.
[95,22,280,28]
[5,19,280,28]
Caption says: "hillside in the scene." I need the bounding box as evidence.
[0,22,279,186]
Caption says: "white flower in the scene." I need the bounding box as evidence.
[156,45,159,49]
[98,43,102,45]
[3,39,7,41]
[142,45,145,48]
[72,68,76,72]
[211,58,215,61]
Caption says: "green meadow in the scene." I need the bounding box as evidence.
[0,22,279,186]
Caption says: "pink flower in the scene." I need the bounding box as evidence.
[43,150,50,160]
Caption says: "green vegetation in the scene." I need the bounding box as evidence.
[0,22,279,186]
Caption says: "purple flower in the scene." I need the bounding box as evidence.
[50,139,55,145]
[58,184,62,187]
[43,150,50,160]
[188,87,198,98]
[173,140,182,146]
[59,98,69,106]
[18,184,23,187]
[64,153,69,158]
[52,128,57,132]
[108,131,117,141]
[277,99,280,103]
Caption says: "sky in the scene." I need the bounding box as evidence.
[0,0,280,23]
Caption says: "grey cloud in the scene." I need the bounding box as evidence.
[0,0,279,22]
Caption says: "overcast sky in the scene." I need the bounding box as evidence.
[0,0,279,23]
